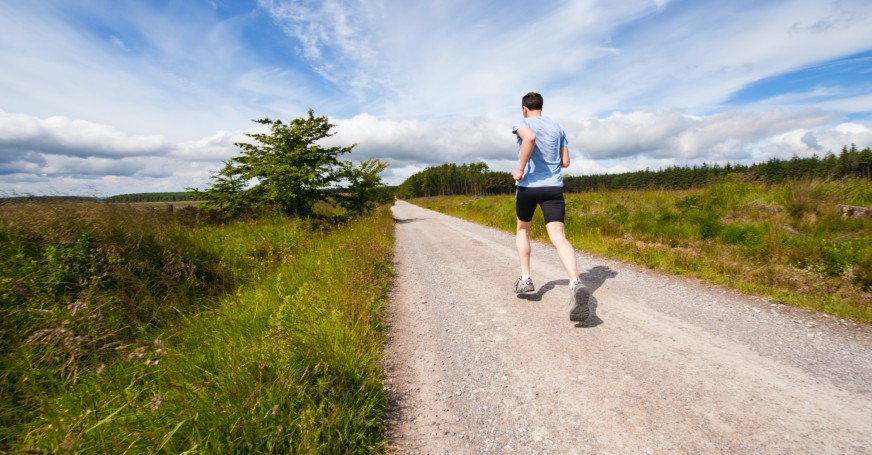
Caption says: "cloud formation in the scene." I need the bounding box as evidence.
[0,111,169,162]
[0,0,870,195]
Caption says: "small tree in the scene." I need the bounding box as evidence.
[192,160,251,218]
[336,159,395,214]
[196,110,390,218]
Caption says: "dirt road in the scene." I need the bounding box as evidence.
[383,201,872,454]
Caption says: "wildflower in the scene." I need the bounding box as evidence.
[67,301,87,316]
[150,393,162,412]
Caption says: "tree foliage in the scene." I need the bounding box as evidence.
[395,162,515,199]
[194,110,391,217]
[335,159,395,214]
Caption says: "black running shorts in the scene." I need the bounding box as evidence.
[515,186,565,223]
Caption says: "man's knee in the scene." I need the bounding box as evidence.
[545,221,567,239]
[516,220,531,232]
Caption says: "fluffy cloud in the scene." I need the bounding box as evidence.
[333,108,871,183]
[333,108,863,165]
[0,111,169,162]
[571,108,841,161]
[172,130,249,162]
[1,107,869,194]
[0,111,225,195]
[330,113,507,163]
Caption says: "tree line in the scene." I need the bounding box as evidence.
[396,145,872,198]
[105,192,200,203]
[395,163,517,199]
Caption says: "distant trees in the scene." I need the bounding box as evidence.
[395,162,515,199]
[564,162,745,192]
[397,145,871,198]
[106,192,199,203]
[749,144,872,183]
[194,110,392,218]
[569,146,871,191]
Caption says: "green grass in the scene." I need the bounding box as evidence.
[1,201,394,453]
[414,179,872,323]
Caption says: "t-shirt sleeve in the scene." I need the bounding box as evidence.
[560,129,568,148]
[512,118,528,135]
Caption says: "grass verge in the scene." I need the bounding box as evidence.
[2,201,394,453]
[413,180,871,323]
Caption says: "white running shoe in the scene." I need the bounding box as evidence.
[513,276,535,293]
[569,280,590,322]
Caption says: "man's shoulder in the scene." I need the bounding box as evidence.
[512,117,530,131]
[513,116,564,134]
[529,116,564,134]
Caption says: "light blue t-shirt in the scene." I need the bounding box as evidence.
[512,116,568,187]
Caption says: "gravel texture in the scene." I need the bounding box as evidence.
[382,201,872,454]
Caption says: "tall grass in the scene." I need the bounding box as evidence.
[415,179,871,323]
[1,201,393,452]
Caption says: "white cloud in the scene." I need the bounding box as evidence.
[0,111,170,160]
[173,130,248,162]
[571,108,840,161]
[257,0,387,99]
[0,111,246,194]
[0,1,316,141]
[330,113,508,164]
[109,35,127,50]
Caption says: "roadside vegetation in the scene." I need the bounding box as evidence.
[1,110,395,453]
[414,178,871,323]
[0,199,393,453]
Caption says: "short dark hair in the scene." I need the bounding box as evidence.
[522,92,543,110]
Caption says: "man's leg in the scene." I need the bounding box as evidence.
[545,221,578,282]
[516,219,532,277]
[548,221,589,321]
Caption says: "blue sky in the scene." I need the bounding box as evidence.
[1,0,871,196]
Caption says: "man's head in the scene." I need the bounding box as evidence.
[522,92,544,112]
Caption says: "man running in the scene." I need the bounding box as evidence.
[511,92,588,322]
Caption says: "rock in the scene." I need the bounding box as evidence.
[837,204,871,218]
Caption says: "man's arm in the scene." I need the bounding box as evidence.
[560,146,570,168]
[514,125,535,181]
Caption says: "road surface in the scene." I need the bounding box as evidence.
[383,201,872,454]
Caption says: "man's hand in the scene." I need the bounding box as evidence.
[513,169,524,181]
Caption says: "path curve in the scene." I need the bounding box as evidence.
[383,201,872,454]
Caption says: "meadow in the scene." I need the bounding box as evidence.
[414,179,872,323]
[1,200,393,453]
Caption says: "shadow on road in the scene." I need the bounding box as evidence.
[514,265,617,327]
[575,265,618,328]
[393,217,422,224]
[516,279,567,302]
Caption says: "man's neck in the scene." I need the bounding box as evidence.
[524,109,543,118]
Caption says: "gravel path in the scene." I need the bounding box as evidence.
[382,201,872,454]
